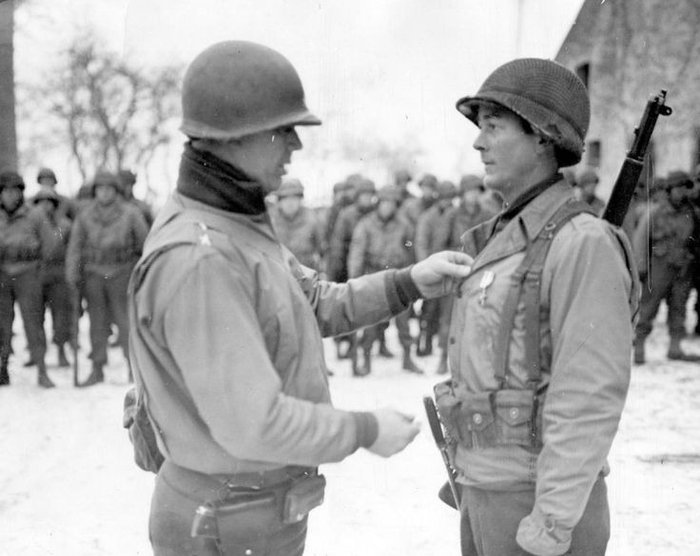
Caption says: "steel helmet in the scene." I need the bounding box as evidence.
[456,58,590,167]
[91,171,122,196]
[377,185,402,204]
[33,186,60,206]
[0,170,25,191]
[181,41,321,140]
[37,167,58,185]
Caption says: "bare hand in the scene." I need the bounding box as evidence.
[410,251,473,299]
[367,408,421,457]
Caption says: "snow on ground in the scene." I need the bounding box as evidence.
[1,307,699,555]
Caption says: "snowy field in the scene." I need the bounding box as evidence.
[1,306,699,556]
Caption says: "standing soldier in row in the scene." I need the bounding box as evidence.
[66,171,149,386]
[324,180,355,254]
[349,185,423,376]
[0,171,55,388]
[36,167,78,222]
[328,178,376,371]
[438,58,638,556]
[633,171,699,363]
[34,187,74,368]
[415,180,457,363]
[119,169,155,228]
[576,168,605,215]
[270,179,325,271]
[400,173,438,228]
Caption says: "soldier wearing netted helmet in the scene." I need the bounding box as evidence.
[435,58,639,556]
[127,41,472,555]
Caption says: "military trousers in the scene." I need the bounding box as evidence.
[150,461,308,556]
[83,264,132,365]
[359,308,412,351]
[636,259,692,340]
[41,266,73,346]
[459,476,609,556]
[0,268,47,365]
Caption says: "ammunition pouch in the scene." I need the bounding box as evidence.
[434,380,543,450]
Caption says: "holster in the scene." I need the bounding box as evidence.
[191,472,326,555]
[434,380,543,450]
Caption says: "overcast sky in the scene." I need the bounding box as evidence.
[16,0,585,203]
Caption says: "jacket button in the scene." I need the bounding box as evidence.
[509,408,519,419]
[472,413,483,425]
[449,337,456,345]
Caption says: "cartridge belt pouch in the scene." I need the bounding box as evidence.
[191,472,325,554]
[434,380,543,450]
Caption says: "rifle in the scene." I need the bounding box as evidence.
[602,90,673,226]
[422,396,461,509]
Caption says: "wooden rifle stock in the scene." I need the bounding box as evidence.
[602,90,672,226]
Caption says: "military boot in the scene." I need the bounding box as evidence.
[37,361,56,389]
[355,348,371,377]
[633,339,645,365]
[79,362,105,387]
[0,361,9,386]
[435,351,448,375]
[667,337,700,362]
[57,343,70,368]
[402,344,424,375]
[378,338,394,358]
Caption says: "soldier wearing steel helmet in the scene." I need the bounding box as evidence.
[632,171,699,363]
[35,167,79,221]
[435,58,640,556]
[0,171,57,388]
[269,178,325,270]
[65,171,149,387]
[127,41,471,556]
[348,185,423,376]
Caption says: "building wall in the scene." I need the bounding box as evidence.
[556,0,700,198]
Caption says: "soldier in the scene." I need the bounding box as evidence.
[128,41,471,555]
[118,169,155,228]
[393,168,413,203]
[35,167,79,221]
[415,180,457,362]
[65,171,149,386]
[324,180,355,251]
[34,187,73,368]
[0,171,55,388]
[633,171,699,363]
[348,185,423,376]
[400,173,438,228]
[270,179,325,270]
[438,58,639,556]
[690,164,700,335]
[576,168,605,215]
[450,175,495,248]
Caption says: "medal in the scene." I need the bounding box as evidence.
[478,270,495,306]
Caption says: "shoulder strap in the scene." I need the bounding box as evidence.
[493,199,595,389]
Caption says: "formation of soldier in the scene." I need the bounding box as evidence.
[270,169,499,377]
[0,167,152,388]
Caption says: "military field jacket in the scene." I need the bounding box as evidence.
[129,193,412,475]
[269,205,325,269]
[450,181,639,556]
[0,205,55,276]
[348,212,415,277]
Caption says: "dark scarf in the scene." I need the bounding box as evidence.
[176,142,267,215]
[493,172,563,234]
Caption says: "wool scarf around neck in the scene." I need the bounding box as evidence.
[176,143,267,215]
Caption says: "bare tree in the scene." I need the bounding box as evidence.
[0,0,17,170]
[20,31,183,190]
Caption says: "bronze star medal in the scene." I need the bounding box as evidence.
[478,270,495,306]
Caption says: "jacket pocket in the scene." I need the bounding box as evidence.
[459,391,497,449]
[493,389,542,448]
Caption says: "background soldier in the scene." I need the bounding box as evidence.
[270,178,325,271]
[324,179,355,258]
[34,186,73,368]
[328,178,376,371]
[348,185,422,376]
[414,180,457,366]
[66,171,149,386]
[130,41,470,556]
[35,167,79,221]
[690,164,700,335]
[633,171,699,363]
[0,171,55,388]
[576,168,605,215]
[118,169,154,228]
[400,172,437,228]
[442,58,638,556]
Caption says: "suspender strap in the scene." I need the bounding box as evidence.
[493,199,595,389]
